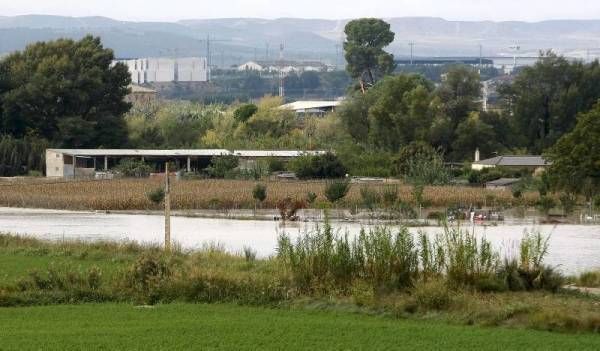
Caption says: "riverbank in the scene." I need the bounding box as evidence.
[1,232,599,335]
[2,303,599,350]
[0,178,540,211]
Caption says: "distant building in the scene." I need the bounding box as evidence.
[237,60,329,73]
[125,85,158,105]
[45,149,326,178]
[472,155,550,172]
[115,57,208,84]
[280,100,342,117]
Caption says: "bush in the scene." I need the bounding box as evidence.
[289,153,347,179]
[252,184,267,204]
[412,279,452,311]
[147,187,165,205]
[537,196,556,215]
[325,180,351,203]
[233,103,258,123]
[277,197,306,221]
[577,271,600,287]
[115,158,153,178]
[207,155,239,178]
[382,185,398,208]
[559,193,577,215]
[266,157,285,173]
[306,192,318,205]
[360,186,381,211]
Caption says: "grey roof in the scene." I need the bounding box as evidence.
[474,155,549,167]
[47,149,326,158]
[486,178,521,186]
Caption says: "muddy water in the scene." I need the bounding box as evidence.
[0,207,599,275]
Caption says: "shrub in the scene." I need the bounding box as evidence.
[252,184,267,204]
[115,158,152,178]
[537,196,556,215]
[381,185,398,208]
[360,186,381,211]
[559,193,577,215]
[207,155,239,178]
[325,180,351,203]
[266,157,285,173]
[277,197,306,221]
[412,279,452,311]
[233,103,258,123]
[121,253,173,305]
[147,187,165,205]
[289,153,347,179]
[306,191,318,205]
[577,271,600,287]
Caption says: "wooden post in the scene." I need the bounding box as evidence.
[164,162,171,251]
[104,156,108,171]
[187,157,191,173]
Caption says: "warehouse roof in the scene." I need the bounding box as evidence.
[280,101,342,111]
[473,155,549,167]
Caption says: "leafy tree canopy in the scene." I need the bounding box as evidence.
[500,52,600,153]
[344,18,395,91]
[0,35,131,148]
[546,104,600,199]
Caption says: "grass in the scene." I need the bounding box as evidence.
[0,178,539,211]
[1,303,599,351]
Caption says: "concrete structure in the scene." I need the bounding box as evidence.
[116,57,208,84]
[237,60,329,73]
[485,178,521,190]
[46,149,326,178]
[125,85,158,105]
[280,101,342,116]
[472,155,549,172]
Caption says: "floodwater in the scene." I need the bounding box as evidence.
[0,207,599,275]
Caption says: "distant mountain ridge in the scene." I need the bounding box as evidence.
[1,15,599,66]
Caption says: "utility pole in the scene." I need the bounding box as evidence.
[265,42,270,60]
[206,34,211,82]
[278,43,285,97]
[479,44,483,68]
[409,42,415,65]
[164,162,171,252]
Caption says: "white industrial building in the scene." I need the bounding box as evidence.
[116,57,208,84]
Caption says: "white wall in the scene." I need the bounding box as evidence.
[115,57,208,83]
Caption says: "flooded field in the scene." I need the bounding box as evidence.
[1,207,599,275]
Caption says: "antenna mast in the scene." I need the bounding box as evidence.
[279,43,285,97]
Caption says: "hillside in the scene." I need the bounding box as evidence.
[1,15,599,66]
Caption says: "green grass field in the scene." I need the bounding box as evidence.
[1,303,599,351]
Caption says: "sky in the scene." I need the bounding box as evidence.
[1,0,600,22]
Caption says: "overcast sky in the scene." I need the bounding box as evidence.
[1,0,600,22]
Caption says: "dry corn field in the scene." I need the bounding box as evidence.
[0,179,539,211]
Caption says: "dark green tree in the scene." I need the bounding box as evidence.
[338,74,434,151]
[233,103,258,123]
[344,18,395,92]
[546,104,600,200]
[500,52,600,152]
[0,36,131,148]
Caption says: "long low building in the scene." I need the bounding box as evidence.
[46,149,326,178]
